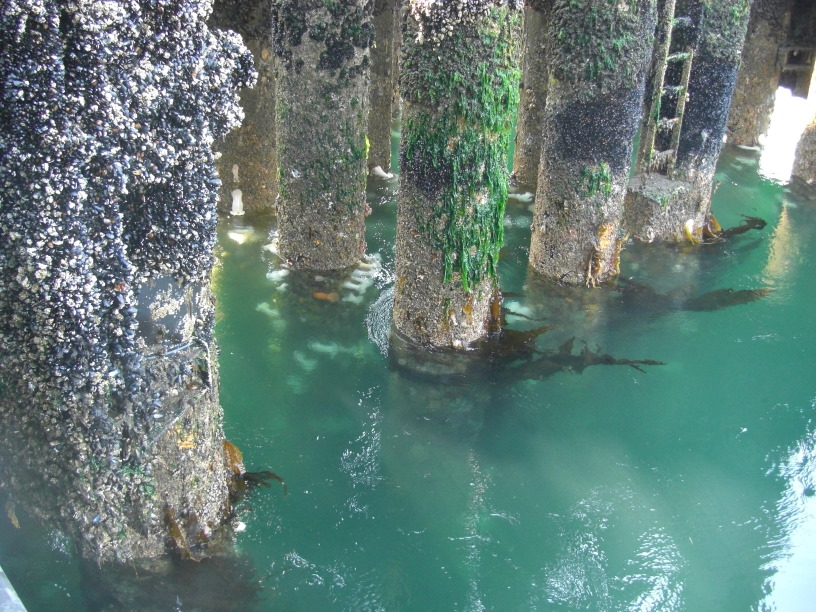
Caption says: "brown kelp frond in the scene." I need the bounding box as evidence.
[229,470,288,506]
[684,288,772,311]
[703,215,767,242]
[223,440,244,476]
[615,277,771,314]
[165,507,209,562]
[566,339,665,374]
[476,324,555,362]
[223,440,286,508]
[243,471,288,497]
[506,337,664,381]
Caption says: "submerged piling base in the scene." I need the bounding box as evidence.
[624,173,694,242]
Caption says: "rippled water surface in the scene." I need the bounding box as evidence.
[2,145,816,611]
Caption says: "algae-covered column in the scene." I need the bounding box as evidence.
[512,0,553,188]
[528,0,656,286]
[727,0,790,147]
[393,0,521,349]
[210,0,278,214]
[271,0,373,269]
[369,0,399,175]
[0,1,253,563]
[673,0,752,240]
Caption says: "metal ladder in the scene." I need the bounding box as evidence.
[638,2,695,178]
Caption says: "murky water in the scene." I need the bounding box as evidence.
[2,144,816,611]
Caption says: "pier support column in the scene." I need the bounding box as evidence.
[210,0,279,215]
[511,0,552,189]
[727,0,791,147]
[392,0,521,349]
[528,0,656,285]
[271,0,373,269]
[0,1,253,563]
[673,0,752,241]
[793,112,816,183]
[369,0,399,175]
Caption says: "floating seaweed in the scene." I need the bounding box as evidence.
[474,324,555,363]
[506,337,665,381]
[229,470,288,506]
[615,277,772,314]
[701,214,767,243]
[684,288,772,311]
[224,439,287,509]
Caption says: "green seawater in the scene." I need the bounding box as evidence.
[2,145,816,611]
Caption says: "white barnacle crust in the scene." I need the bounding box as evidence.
[408,0,502,45]
[0,0,257,563]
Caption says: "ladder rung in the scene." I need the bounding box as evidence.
[662,85,685,95]
[658,118,679,130]
[783,64,814,72]
[672,16,692,29]
[667,52,691,62]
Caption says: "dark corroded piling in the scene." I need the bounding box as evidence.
[672,0,752,241]
[528,0,656,286]
[369,0,400,174]
[0,1,253,563]
[393,0,521,349]
[511,0,553,189]
[210,0,279,214]
[727,0,791,147]
[271,0,373,269]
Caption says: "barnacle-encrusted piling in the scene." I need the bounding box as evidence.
[511,0,552,189]
[528,0,656,285]
[672,0,752,241]
[727,0,790,147]
[794,114,816,183]
[0,1,254,563]
[271,0,374,269]
[392,0,521,349]
[210,0,279,214]
[369,0,400,174]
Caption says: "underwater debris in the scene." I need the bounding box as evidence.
[312,291,341,303]
[5,501,19,529]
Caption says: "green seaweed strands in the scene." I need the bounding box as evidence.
[698,0,752,62]
[580,162,613,198]
[401,6,520,292]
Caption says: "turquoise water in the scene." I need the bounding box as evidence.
[1,144,815,611]
[213,146,816,611]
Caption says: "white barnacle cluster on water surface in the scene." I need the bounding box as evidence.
[0,0,255,560]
